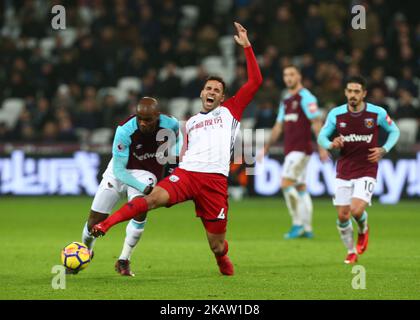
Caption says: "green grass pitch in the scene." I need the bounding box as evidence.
[0,197,419,300]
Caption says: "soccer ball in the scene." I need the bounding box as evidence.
[61,242,91,271]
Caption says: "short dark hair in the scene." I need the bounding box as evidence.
[204,76,226,93]
[345,75,367,90]
[283,64,301,74]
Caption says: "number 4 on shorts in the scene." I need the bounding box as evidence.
[217,208,226,220]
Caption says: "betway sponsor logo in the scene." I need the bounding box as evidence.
[132,151,165,161]
[284,113,298,122]
[342,134,373,143]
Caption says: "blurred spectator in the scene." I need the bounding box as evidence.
[393,89,420,120]
[0,122,13,142]
[398,67,419,97]
[254,100,277,129]
[254,77,281,107]
[195,24,220,58]
[157,62,182,99]
[75,98,100,130]
[268,6,301,55]
[57,117,78,142]
[102,94,125,128]
[182,66,208,98]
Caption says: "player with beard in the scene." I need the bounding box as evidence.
[90,22,262,276]
[259,65,329,239]
[318,76,400,264]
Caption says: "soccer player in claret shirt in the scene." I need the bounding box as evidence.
[318,76,400,264]
[90,22,262,276]
[260,65,329,239]
[80,97,179,276]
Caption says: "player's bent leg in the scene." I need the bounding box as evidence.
[350,198,369,255]
[296,184,313,238]
[206,230,234,276]
[336,206,358,263]
[91,187,170,237]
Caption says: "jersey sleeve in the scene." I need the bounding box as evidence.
[300,90,321,120]
[317,110,336,150]
[276,102,285,123]
[223,46,263,121]
[111,126,148,193]
[377,108,400,153]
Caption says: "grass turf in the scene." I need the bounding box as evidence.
[0,197,419,300]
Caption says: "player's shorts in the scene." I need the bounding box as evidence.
[333,177,376,206]
[157,167,228,234]
[91,169,157,214]
[282,151,311,185]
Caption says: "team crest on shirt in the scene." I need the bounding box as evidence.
[364,118,375,129]
[169,175,179,182]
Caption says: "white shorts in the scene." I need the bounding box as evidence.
[91,169,157,214]
[333,177,376,206]
[282,151,310,185]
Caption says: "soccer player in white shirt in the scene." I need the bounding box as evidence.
[91,22,263,276]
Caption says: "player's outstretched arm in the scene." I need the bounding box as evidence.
[224,22,263,121]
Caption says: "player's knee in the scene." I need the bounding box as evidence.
[350,205,364,218]
[337,209,351,222]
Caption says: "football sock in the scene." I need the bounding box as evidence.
[298,190,313,232]
[119,219,146,261]
[82,222,97,250]
[337,219,356,253]
[101,197,148,232]
[283,186,301,226]
[354,211,368,234]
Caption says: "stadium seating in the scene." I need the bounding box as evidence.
[167,97,190,120]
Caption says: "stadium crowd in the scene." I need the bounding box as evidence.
[0,0,419,147]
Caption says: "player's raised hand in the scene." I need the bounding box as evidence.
[233,22,251,48]
[331,135,344,149]
[368,147,386,163]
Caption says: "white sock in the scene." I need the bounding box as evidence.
[354,211,368,234]
[298,190,313,232]
[337,220,356,253]
[119,219,146,261]
[82,222,98,251]
[283,186,301,226]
